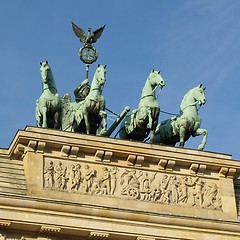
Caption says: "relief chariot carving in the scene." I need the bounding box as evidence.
[44,159,221,210]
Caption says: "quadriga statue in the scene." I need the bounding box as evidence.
[152,84,208,150]
[119,70,165,141]
[36,61,61,129]
[61,64,107,135]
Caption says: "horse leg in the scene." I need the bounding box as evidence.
[41,106,48,128]
[149,108,160,142]
[83,109,90,134]
[36,108,42,127]
[147,108,153,129]
[179,126,186,148]
[98,110,107,135]
[192,128,208,150]
[36,100,40,127]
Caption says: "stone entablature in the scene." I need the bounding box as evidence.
[0,126,240,239]
[3,126,240,216]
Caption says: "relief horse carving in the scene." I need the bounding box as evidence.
[61,64,107,135]
[36,61,60,129]
[119,70,165,141]
[152,85,207,150]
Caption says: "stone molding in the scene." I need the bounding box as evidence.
[5,127,240,179]
[39,225,61,234]
[0,220,11,229]
[89,231,109,239]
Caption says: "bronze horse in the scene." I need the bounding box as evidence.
[36,61,60,129]
[119,70,165,141]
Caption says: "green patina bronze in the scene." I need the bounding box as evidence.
[36,24,130,137]
[74,78,90,102]
[152,85,208,150]
[34,23,208,151]
[71,22,105,79]
[61,64,107,135]
[36,61,61,129]
[119,70,165,141]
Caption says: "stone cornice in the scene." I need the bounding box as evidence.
[4,126,240,179]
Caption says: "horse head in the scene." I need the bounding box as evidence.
[148,70,165,90]
[180,84,206,112]
[40,61,57,93]
[40,61,51,83]
[94,64,107,86]
[194,84,206,106]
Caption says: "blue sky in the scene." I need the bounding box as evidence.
[1,1,240,159]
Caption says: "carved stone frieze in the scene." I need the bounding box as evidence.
[43,159,222,210]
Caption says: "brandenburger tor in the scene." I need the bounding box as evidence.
[0,23,239,240]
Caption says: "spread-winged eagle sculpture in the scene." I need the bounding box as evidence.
[71,22,106,44]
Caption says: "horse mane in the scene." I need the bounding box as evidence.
[180,88,194,111]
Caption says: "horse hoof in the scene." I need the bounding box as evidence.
[179,143,184,148]
[198,144,204,151]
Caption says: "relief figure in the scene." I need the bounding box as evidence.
[55,162,67,190]
[44,160,54,188]
[100,167,110,195]
[82,164,95,193]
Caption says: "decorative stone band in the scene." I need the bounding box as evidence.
[136,237,156,240]
[0,236,26,240]
[89,231,109,239]
[43,158,222,210]
[39,225,61,235]
[0,220,11,229]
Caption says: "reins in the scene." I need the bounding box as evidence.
[140,81,162,100]
[180,100,201,112]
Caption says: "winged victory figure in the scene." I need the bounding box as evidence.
[71,22,106,44]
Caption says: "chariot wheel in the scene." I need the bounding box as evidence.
[127,187,139,199]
